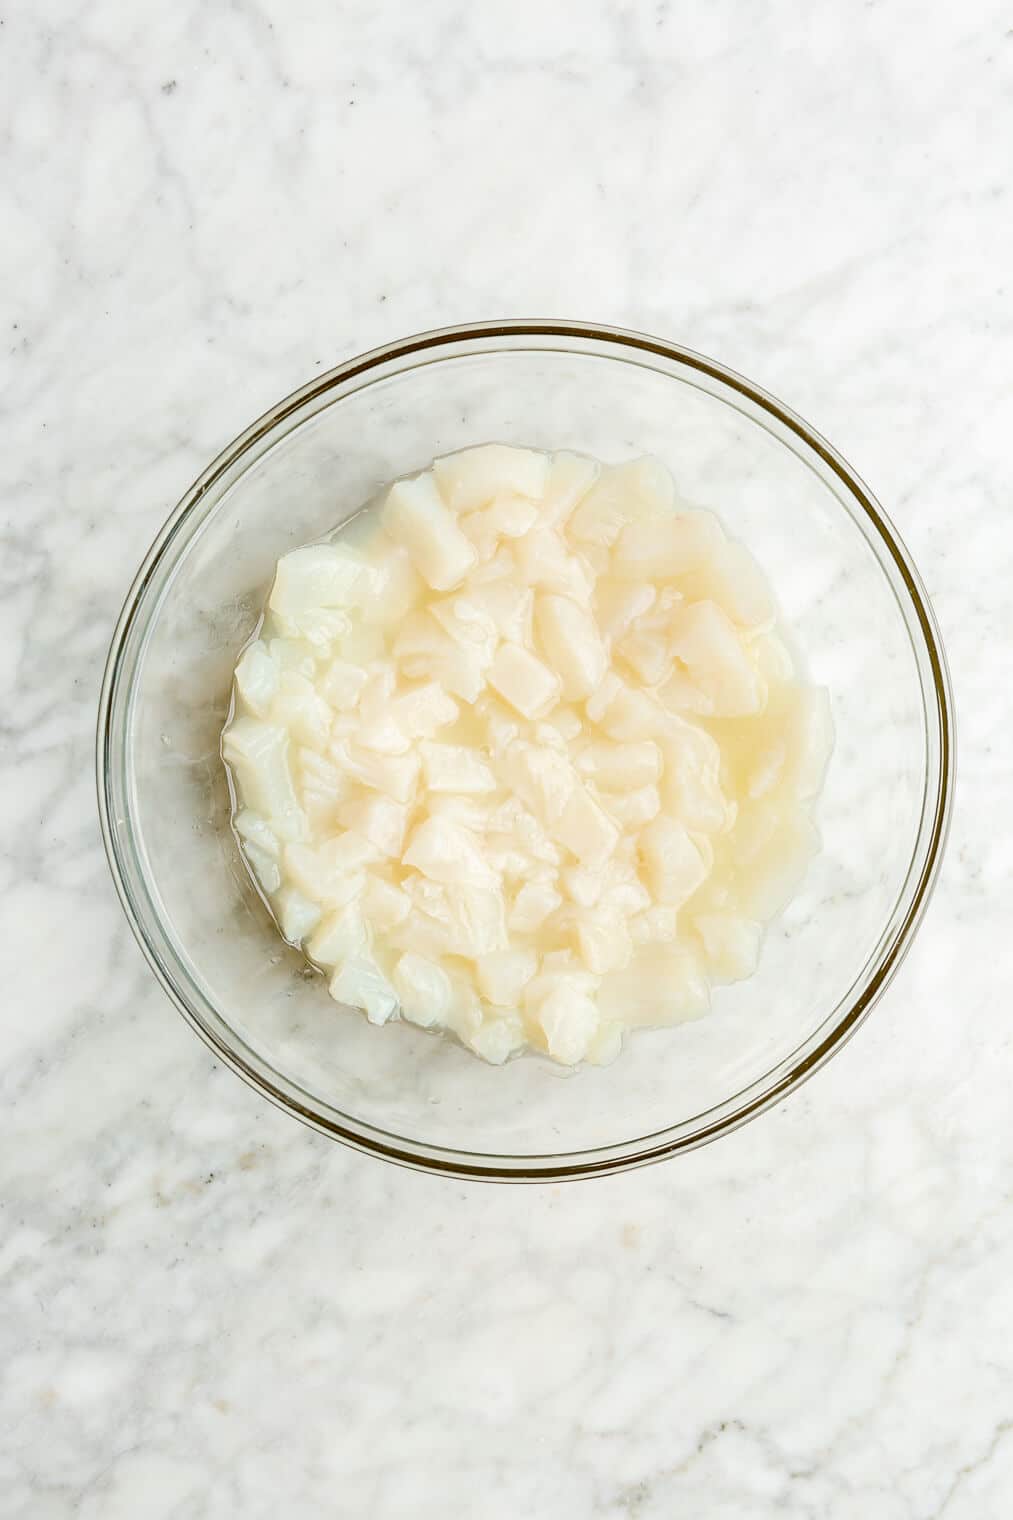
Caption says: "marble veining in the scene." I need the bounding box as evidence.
[2,2,1012,1515]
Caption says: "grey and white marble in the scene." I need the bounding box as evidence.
[2,2,1012,1515]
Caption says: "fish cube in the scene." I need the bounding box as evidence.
[243,842,282,895]
[660,718,728,834]
[694,913,763,983]
[556,784,619,868]
[515,526,595,600]
[567,456,675,547]
[612,510,725,580]
[535,594,608,701]
[629,904,679,944]
[529,978,600,1065]
[329,739,420,803]
[393,610,491,701]
[603,784,661,828]
[420,741,497,794]
[336,794,409,856]
[594,580,657,644]
[488,643,561,719]
[269,544,371,625]
[540,451,601,527]
[639,815,709,906]
[234,640,280,716]
[393,681,460,739]
[576,740,661,790]
[234,810,280,858]
[222,718,305,842]
[270,672,333,750]
[362,877,411,931]
[307,902,370,967]
[273,885,322,944]
[392,953,454,1026]
[282,833,378,906]
[460,494,539,560]
[402,816,500,889]
[476,949,539,1007]
[466,1011,527,1064]
[508,880,563,934]
[433,444,549,513]
[668,600,765,716]
[318,658,368,710]
[383,472,478,590]
[329,955,399,1024]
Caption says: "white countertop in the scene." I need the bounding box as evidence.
[3,4,1011,1516]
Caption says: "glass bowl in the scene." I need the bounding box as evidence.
[97,322,954,1181]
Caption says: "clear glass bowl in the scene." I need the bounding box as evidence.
[97,322,954,1180]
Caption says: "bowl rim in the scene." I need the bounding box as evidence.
[96,319,955,1181]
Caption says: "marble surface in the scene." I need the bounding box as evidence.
[2,2,1011,1515]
